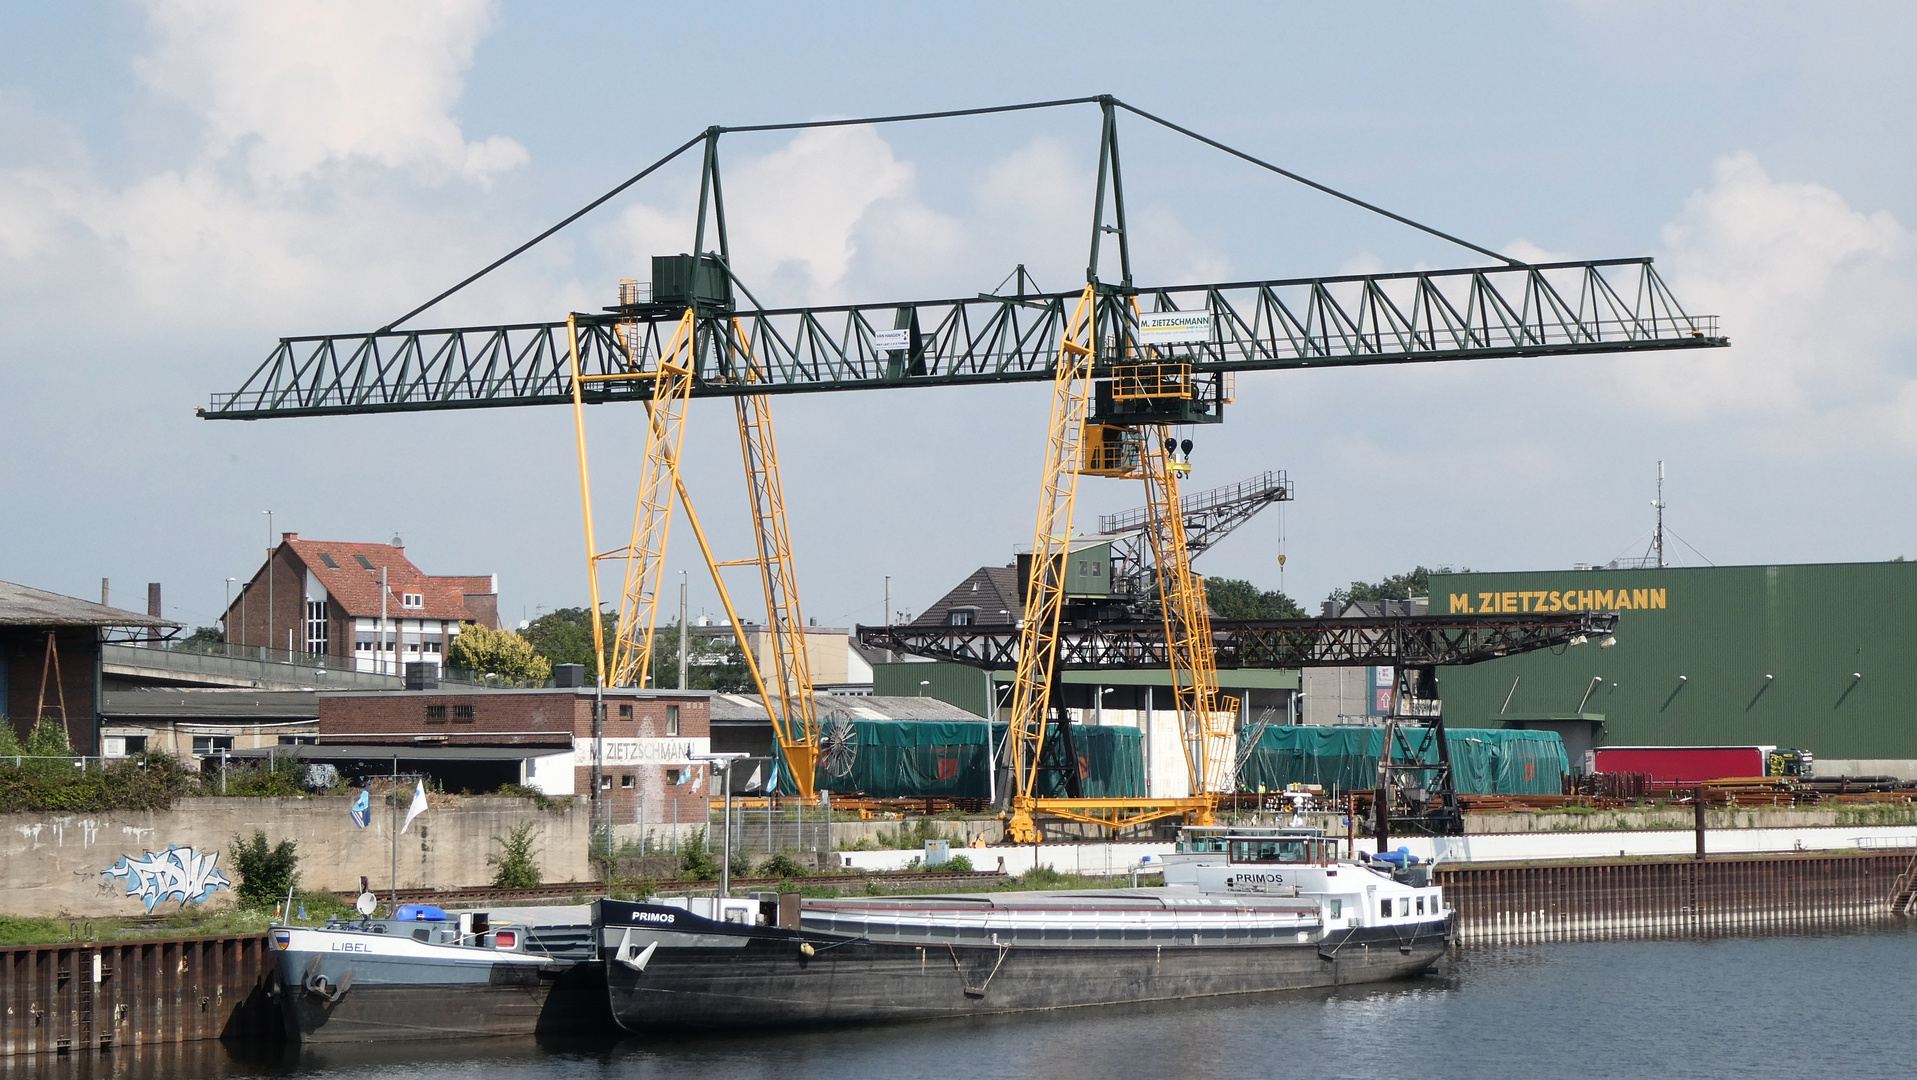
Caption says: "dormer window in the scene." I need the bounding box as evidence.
[402,593,423,608]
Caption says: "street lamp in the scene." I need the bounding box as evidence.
[691,753,751,897]
[918,680,930,697]
[223,578,236,649]
[262,510,275,659]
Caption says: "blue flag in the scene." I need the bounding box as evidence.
[350,789,371,829]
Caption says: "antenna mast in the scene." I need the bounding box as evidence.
[1652,461,1666,569]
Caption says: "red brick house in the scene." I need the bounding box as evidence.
[316,687,712,829]
[223,534,499,674]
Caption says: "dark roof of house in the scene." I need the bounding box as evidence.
[910,565,1023,629]
[710,694,986,725]
[273,537,496,624]
[0,581,178,629]
[101,690,318,720]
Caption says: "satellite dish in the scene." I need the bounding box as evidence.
[355,892,378,917]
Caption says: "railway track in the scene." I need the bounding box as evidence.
[332,870,1020,907]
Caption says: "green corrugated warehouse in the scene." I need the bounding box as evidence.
[1428,562,1917,773]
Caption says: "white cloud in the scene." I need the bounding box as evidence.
[0,0,532,329]
[134,0,525,187]
[1615,151,1912,420]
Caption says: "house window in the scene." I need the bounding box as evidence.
[355,632,374,652]
[620,775,634,789]
[453,704,475,722]
[947,607,977,626]
[425,705,447,721]
[402,593,423,609]
[666,768,685,785]
[600,776,612,790]
[304,599,329,655]
[192,735,235,756]
[666,704,680,736]
[618,704,633,718]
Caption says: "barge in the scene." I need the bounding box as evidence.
[598,826,1453,1030]
[270,903,606,1043]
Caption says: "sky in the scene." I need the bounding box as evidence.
[3,1,1915,636]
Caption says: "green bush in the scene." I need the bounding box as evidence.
[0,752,193,813]
[756,853,810,879]
[228,831,300,910]
[1018,864,1069,890]
[875,818,949,850]
[489,822,542,888]
[680,828,719,880]
[212,756,308,797]
[941,853,975,873]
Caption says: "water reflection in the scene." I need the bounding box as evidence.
[6,922,1914,1080]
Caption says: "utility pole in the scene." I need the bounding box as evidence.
[379,566,389,675]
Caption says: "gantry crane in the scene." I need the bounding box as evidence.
[201,95,1728,837]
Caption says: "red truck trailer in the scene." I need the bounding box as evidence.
[1583,745,1813,784]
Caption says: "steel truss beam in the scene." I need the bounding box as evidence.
[200,259,1723,420]
[856,611,1621,671]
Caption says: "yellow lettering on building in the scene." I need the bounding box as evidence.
[1446,583,1670,614]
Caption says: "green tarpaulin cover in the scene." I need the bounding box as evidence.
[780,720,1145,799]
[1237,725,1567,796]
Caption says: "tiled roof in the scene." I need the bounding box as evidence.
[282,538,494,622]
[910,565,1023,628]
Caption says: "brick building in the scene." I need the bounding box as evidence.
[316,687,712,828]
[222,534,499,674]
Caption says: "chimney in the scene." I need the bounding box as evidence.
[101,577,109,606]
[147,583,161,644]
[282,532,298,542]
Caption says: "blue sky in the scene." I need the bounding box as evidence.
[3,1,1915,634]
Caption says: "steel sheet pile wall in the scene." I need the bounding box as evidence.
[1438,850,1913,944]
[0,934,277,1057]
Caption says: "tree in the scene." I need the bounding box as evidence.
[488,821,541,888]
[228,830,299,909]
[521,607,616,678]
[179,626,223,651]
[445,622,553,686]
[1204,577,1305,620]
[1326,566,1464,609]
[650,624,756,692]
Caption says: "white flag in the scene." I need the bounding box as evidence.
[401,781,428,833]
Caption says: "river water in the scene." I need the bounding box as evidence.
[10,925,1915,1080]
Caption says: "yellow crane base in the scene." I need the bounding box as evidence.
[1005,796,1217,845]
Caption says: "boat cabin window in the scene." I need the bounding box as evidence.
[1180,835,1230,854]
[1228,839,1316,864]
[1328,899,1342,919]
[1399,898,1410,917]
[1380,899,1392,919]
[1416,896,1425,916]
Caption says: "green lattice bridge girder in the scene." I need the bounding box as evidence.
[200,258,1724,420]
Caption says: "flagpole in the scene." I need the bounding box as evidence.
[390,757,398,914]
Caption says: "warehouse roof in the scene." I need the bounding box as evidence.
[101,690,319,721]
[0,581,178,629]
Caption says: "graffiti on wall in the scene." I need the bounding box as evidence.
[102,845,232,912]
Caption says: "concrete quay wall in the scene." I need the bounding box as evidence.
[0,796,589,918]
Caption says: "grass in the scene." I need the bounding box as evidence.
[0,888,360,946]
